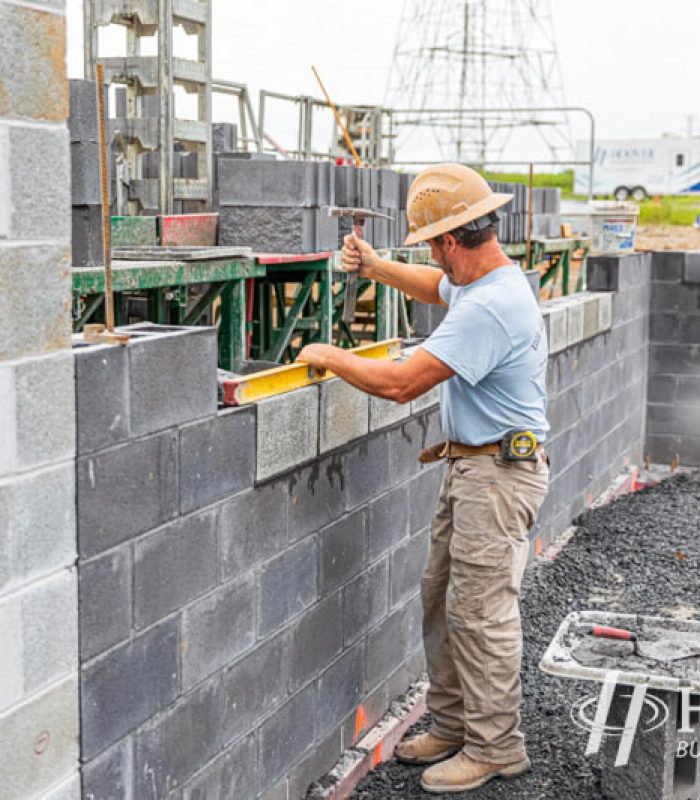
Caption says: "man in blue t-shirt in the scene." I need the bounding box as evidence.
[298,163,549,794]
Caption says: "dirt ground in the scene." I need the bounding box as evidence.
[635,225,700,251]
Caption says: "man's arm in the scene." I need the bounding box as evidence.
[297,345,454,404]
[343,234,447,306]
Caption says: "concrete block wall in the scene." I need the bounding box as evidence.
[645,251,700,465]
[0,1,79,798]
[75,324,443,799]
[534,252,651,551]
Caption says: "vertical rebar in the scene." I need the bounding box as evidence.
[95,62,114,331]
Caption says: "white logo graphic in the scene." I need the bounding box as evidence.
[570,671,669,767]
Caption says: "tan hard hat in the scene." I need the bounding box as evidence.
[404,163,513,246]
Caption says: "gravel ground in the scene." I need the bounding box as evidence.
[351,472,700,800]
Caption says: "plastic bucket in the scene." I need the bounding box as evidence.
[588,201,639,255]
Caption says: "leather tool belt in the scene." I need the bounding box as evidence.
[419,440,547,464]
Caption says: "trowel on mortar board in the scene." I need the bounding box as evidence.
[576,624,700,664]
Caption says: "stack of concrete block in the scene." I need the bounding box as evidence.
[487,181,561,243]
[398,172,415,245]
[212,122,238,153]
[215,159,338,253]
[69,79,105,267]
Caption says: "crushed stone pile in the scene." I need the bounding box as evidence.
[349,472,700,799]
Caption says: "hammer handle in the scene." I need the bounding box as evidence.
[342,222,365,323]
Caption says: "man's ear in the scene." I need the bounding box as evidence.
[443,232,457,253]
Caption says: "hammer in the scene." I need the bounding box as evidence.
[327,206,393,322]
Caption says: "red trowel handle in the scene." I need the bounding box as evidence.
[579,624,637,641]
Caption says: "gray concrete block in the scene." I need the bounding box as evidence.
[565,298,584,346]
[598,292,613,331]
[342,557,389,645]
[649,312,680,342]
[582,294,600,340]
[220,632,288,743]
[258,538,317,636]
[77,431,179,558]
[79,546,131,661]
[6,124,71,241]
[258,683,316,793]
[647,375,676,404]
[182,573,256,690]
[0,463,75,591]
[319,378,369,453]
[81,738,133,800]
[0,593,22,712]
[134,677,224,799]
[409,465,444,534]
[378,168,400,209]
[680,313,700,344]
[647,402,700,437]
[21,568,78,697]
[15,350,75,470]
[676,375,700,405]
[650,281,700,313]
[316,643,364,736]
[541,303,567,354]
[319,509,366,595]
[369,394,410,431]
[288,725,342,800]
[366,607,409,691]
[212,123,238,154]
[684,252,700,284]
[181,732,255,800]
[343,430,390,510]
[387,416,433,485]
[75,343,130,455]
[649,344,700,376]
[391,527,430,607]
[257,386,319,481]
[71,141,101,205]
[69,79,100,143]
[218,159,320,207]
[288,454,344,543]
[316,205,340,251]
[290,593,343,691]
[133,508,218,630]
[368,484,409,561]
[72,204,104,267]
[651,251,684,282]
[0,675,79,800]
[219,203,317,251]
[220,480,288,580]
[128,327,218,436]
[180,407,255,513]
[81,619,179,760]
[410,385,440,415]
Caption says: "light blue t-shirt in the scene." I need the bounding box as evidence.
[422,264,549,445]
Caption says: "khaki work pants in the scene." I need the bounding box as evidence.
[421,453,549,764]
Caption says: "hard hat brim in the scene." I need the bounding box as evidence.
[403,191,513,246]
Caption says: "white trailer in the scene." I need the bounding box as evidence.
[574,136,700,200]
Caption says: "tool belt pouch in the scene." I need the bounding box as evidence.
[418,442,447,464]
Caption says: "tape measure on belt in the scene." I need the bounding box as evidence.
[501,430,539,462]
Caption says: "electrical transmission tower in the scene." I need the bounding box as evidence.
[385,0,572,167]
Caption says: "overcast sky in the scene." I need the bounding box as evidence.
[66,0,700,163]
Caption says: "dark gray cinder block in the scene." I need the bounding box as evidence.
[179,408,256,514]
[220,480,288,580]
[77,431,179,558]
[366,606,409,690]
[212,122,238,153]
[342,431,390,510]
[81,619,179,760]
[71,141,102,205]
[342,557,389,644]
[133,508,218,629]
[409,465,444,534]
[128,327,218,436]
[75,343,129,455]
[181,574,256,690]
[316,643,364,735]
[319,509,366,595]
[378,168,400,210]
[68,79,101,143]
[180,732,255,800]
[217,160,319,207]
[220,634,288,743]
[368,484,410,560]
[390,527,430,607]
[290,593,343,690]
[134,678,224,800]
[258,538,317,636]
[684,252,700,284]
[82,739,133,800]
[79,546,131,661]
[258,683,316,792]
[72,205,104,267]
[288,454,345,543]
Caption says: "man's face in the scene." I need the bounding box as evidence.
[428,235,456,283]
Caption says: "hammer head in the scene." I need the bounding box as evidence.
[327,206,393,222]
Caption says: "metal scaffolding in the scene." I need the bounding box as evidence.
[84,0,212,214]
[384,0,573,167]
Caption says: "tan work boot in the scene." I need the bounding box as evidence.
[420,751,531,793]
[394,732,461,765]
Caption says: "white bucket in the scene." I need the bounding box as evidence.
[588,201,639,255]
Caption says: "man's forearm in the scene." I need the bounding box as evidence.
[324,349,405,402]
[370,258,444,305]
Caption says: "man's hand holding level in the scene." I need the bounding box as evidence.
[342,233,380,278]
